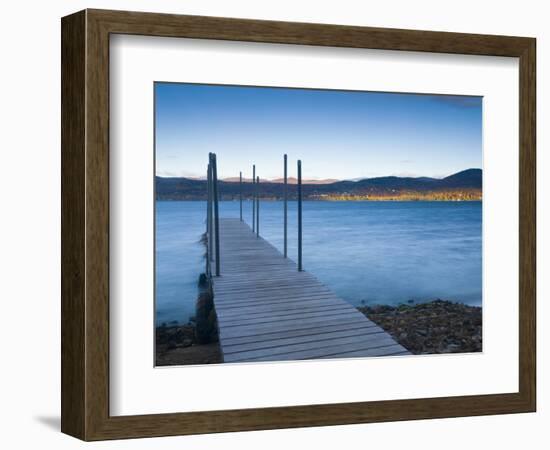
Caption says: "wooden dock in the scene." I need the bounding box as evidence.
[212,218,410,363]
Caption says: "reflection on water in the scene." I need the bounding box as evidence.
[156,201,482,325]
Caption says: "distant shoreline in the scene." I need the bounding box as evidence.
[156,168,482,202]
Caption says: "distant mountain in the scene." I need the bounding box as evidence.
[222,176,339,184]
[270,177,339,185]
[156,169,482,201]
[339,169,481,190]
[222,177,251,183]
[440,168,482,188]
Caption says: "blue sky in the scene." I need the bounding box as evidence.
[155,82,482,180]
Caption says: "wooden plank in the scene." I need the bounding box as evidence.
[217,288,334,299]
[214,282,330,294]
[215,284,333,296]
[228,342,406,363]
[215,296,341,311]
[216,271,316,280]
[219,313,372,340]
[219,307,362,328]
[217,295,351,310]
[221,321,379,347]
[217,299,360,318]
[316,346,409,359]
[223,328,388,356]
[216,291,338,303]
[212,218,409,360]
[218,301,353,318]
[216,293,339,308]
[215,272,318,282]
[223,332,398,362]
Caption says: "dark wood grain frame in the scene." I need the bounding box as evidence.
[61,9,536,441]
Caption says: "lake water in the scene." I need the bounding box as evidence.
[155,200,482,326]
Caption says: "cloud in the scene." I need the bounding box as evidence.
[430,95,482,109]
[392,171,421,178]
[156,169,203,178]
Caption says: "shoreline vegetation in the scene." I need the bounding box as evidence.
[312,190,481,201]
[155,299,481,366]
[157,193,482,202]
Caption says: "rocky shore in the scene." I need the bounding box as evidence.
[155,322,222,366]
[155,270,222,366]
[156,297,481,364]
[358,300,482,354]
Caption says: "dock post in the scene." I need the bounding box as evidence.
[212,153,220,276]
[206,161,212,272]
[205,162,209,275]
[252,164,256,232]
[207,157,213,263]
[239,171,243,221]
[284,154,288,258]
[297,159,302,271]
[206,162,210,237]
[256,176,260,237]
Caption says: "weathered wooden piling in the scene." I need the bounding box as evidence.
[252,164,256,233]
[284,154,288,258]
[239,171,243,221]
[297,159,303,271]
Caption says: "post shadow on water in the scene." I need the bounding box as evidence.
[34,415,60,431]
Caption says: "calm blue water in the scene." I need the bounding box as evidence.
[155,201,482,325]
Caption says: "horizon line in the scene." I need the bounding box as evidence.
[155,167,482,183]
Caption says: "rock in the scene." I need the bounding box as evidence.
[198,272,209,289]
[179,339,193,348]
[358,299,482,355]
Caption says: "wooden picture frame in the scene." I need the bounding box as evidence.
[61,9,536,441]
